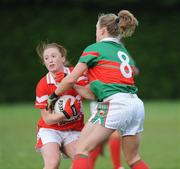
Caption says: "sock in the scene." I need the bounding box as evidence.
[131,160,149,169]
[72,154,90,169]
[108,137,122,169]
[89,144,104,169]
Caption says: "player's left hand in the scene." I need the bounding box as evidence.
[62,99,81,119]
[46,92,59,111]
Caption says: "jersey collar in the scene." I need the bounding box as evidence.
[100,37,120,44]
[46,72,56,85]
[46,67,70,85]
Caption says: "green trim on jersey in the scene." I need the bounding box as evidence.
[79,41,138,101]
[79,41,135,67]
[79,45,99,68]
[90,102,109,126]
[90,80,138,101]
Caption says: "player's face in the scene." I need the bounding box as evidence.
[43,47,65,73]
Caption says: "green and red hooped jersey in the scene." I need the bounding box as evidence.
[78,40,138,101]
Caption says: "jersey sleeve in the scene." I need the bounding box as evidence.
[78,44,99,68]
[35,80,48,109]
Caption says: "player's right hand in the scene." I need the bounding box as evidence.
[62,99,81,119]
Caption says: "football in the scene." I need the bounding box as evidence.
[54,95,76,114]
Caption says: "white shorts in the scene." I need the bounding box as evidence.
[89,93,145,136]
[36,128,80,150]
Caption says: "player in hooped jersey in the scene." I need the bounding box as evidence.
[89,57,139,169]
[35,42,87,169]
[47,10,149,169]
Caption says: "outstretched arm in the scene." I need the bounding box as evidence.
[73,84,96,100]
[55,62,88,95]
[47,63,88,110]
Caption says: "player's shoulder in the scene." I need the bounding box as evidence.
[82,43,104,56]
[36,74,48,89]
[84,42,100,50]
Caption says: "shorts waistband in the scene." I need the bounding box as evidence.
[103,93,138,102]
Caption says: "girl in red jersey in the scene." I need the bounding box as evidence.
[35,42,87,169]
[47,10,149,169]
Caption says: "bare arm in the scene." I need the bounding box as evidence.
[41,109,66,125]
[73,84,96,100]
[54,62,88,95]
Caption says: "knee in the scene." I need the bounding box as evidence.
[44,156,60,169]
[110,131,121,139]
[75,143,95,156]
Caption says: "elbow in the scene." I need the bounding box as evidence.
[43,117,53,125]
[41,110,54,125]
[90,95,96,100]
[87,93,96,100]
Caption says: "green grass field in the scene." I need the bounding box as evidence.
[0,100,179,169]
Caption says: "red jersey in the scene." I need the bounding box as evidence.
[35,67,88,131]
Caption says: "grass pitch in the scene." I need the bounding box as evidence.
[0,100,179,169]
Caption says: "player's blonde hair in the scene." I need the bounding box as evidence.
[98,10,138,38]
[36,41,68,65]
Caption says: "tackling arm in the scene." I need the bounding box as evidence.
[47,63,88,110]
[55,63,88,95]
[73,84,96,100]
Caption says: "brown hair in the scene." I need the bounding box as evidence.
[98,10,138,38]
[36,41,67,64]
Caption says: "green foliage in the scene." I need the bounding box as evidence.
[0,0,180,7]
[0,5,180,102]
[125,9,180,99]
[0,101,179,169]
[0,7,96,102]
